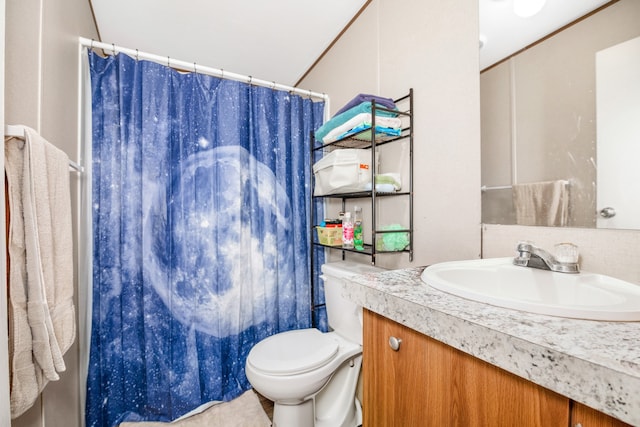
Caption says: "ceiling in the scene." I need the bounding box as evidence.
[90,0,368,86]
[91,0,613,87]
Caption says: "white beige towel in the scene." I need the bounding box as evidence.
[512,180,569,226]
[5,126,75,418]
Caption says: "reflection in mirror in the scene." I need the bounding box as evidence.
[480,0,640,229]
[596,35,640,229]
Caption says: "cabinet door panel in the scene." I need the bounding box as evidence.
[363,310,570,426]
[571,402,632,427]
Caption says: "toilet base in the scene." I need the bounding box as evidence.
[272,399,314,427]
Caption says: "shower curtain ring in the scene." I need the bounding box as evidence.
[220,69,224,79]
[90,39,94,50]
[193,62,197,73]
[248,75,253,85]
[135,49,139,61]
[112,43,116,56]
[271,81,276,90]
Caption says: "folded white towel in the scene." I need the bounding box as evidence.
[364,173,402,192]
[5,126,75,418]
[364,183,397,193]
[322,113,402,144]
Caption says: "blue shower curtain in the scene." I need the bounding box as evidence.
[86,51,325,426]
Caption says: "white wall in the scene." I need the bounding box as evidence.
[301,0,482,269]
[4,0,98,425]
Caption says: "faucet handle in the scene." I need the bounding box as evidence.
[554,243,579,264]
[515,240,534,255]
[514,241,532,265]
[516,240,532,250]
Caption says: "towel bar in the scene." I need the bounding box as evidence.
[481,180,569,192]
[4,125,84,173]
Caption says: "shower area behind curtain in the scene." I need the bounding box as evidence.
[85,51,325,426]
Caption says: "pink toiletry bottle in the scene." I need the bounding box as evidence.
[342,212,354,249]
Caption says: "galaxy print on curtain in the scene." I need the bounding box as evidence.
[86,51,325,426]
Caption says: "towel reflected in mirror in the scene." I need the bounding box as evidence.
[512,180,569,227]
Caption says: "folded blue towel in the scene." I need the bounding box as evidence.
[334,93,397,116]
[315,101,398,142]
[335,123,402,141]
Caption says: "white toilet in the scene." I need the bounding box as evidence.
[245,261,385,427]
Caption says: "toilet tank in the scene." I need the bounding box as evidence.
[320,261,386,345]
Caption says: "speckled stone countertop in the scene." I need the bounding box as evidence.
[342,267,640,426]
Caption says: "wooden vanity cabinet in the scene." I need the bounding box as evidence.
[362,309,631,427]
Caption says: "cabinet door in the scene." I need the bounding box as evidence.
[570,402,632,427]
[363,309,570,426]
[363,308,434,425]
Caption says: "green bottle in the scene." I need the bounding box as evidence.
[353,206,364,250]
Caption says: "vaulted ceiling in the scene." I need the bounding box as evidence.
[90,0,368,86]
[90,0,612,86]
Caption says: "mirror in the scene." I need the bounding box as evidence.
[480,0,640,229]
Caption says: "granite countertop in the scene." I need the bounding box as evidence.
[342,267,640,426]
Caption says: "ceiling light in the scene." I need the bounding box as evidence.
[513,0,546,18]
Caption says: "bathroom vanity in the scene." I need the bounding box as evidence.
[341,267,639,426]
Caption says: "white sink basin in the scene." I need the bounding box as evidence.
[421,258,640,321]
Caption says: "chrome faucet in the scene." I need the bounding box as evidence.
[513,242,579,274]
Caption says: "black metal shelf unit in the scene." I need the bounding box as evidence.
[309,89,414,325]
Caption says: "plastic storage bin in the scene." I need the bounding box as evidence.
[312,149,373,195]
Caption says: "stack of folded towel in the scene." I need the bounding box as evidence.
[364,173,403,193]
[315,93,403,144]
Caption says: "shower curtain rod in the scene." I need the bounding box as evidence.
[79,37,330,108]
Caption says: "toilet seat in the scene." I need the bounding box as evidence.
[248,329,338,375]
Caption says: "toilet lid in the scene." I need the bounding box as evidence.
[249,329,338,375]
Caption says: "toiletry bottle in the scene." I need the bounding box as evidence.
[342,212,354,249]
[353,206,364,250]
